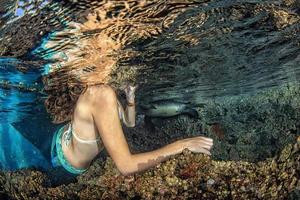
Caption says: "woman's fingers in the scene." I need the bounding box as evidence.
[124,85,137,96]
[197,139,213,145]
[184,136,213,142]
[182,136,214,155]
[195,136,213,142]
[131,85,138,90]
[191,141,213,149]
[182,140,213,150]
[196,137,213,145]
[186,136,213,145]
[124,84,136,90]
[196,147,211,155]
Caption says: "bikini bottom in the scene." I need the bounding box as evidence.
[51,125,88,175]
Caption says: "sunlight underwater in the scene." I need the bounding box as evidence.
[0,0,299,199]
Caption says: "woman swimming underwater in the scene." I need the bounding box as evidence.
[51,84,213,176]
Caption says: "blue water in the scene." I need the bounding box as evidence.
[0,0,68,170]
[0,58,57,171]
[1,0,299,174]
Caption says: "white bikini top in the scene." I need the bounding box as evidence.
[62,102,124,146]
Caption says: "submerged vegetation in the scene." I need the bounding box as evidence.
[0,136,299,199]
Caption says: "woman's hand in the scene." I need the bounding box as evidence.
[177,136,213,155]
[124,84,137,104]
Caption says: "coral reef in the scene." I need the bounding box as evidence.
[198,84,300,162]
[120,84,300,162]
[0,137,299,199]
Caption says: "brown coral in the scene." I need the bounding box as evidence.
[1,137,299,199]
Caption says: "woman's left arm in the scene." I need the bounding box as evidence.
[118,99,136,127]
[118,85,137,127]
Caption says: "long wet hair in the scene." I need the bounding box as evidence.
[43,77,88,124]
[42,31,117,124]
[40,1,198,124]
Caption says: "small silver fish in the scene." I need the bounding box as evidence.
[142,100,202,118]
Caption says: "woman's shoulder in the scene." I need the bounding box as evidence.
[85,84,117,99]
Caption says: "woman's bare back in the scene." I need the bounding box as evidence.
[61,87,103,169]
[61,84,134,170]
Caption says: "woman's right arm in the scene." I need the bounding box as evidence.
[122,136,212,175]
[92,86,213,176]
